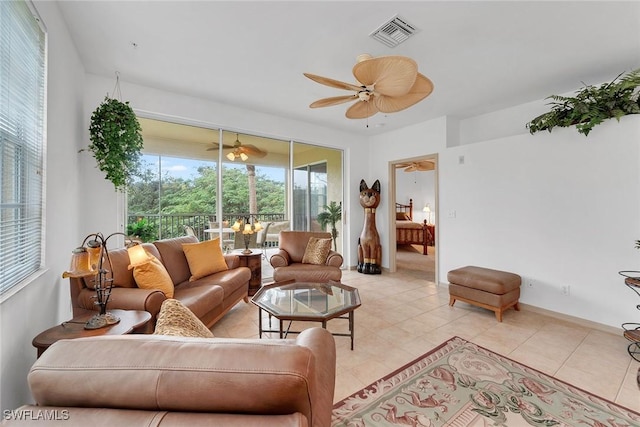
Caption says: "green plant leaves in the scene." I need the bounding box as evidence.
[526,69,640,136]
[88,96,144,191]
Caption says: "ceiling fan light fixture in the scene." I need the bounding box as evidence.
[226,152,235,161]
[240,152,248,161]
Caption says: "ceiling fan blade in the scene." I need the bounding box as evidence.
[404,165,416,172]
[303,73,363,92]
[353,56,418,97]
[414,161,435,171]
[239,144,267,158]
[374,73,434,113]
[310,95,357,108]
[345,100,379,119]
[206,143,234,151]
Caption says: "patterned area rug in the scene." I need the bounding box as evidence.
[332,337,640,426]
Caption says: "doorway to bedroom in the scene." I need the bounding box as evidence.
[389,155,438,282]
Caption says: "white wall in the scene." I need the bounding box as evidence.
[440,116,640,328]
[0,1,85,412]
[368,116,449,267]
[396,169,436,222]
[371,103,640,329]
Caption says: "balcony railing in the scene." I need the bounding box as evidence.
[126,212,286,242]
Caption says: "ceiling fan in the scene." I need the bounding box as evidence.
[206,133,267,161]
[397,160,435,172]
[304,53,434,119]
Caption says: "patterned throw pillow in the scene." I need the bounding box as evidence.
[153,299,214,338]
[182,238,228,281]
[302,237,332,265]
[131,252,175,298]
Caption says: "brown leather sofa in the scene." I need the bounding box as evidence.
[270,231,343,282]
[3,328,336,427]
[69,235,251,332]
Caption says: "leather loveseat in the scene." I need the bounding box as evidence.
[270,231,343,282]
[68,235,251,332]
[3,328,336,427]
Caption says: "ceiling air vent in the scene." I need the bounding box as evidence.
[370,15,418,48]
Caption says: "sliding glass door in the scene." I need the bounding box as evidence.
[292,142,343,253]
[127,117,344,278]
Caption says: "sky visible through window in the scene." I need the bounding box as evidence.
[144,155,285,182]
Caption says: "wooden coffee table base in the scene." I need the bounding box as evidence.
[32,309,152,358]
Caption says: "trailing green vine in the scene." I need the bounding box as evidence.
[526,68,640,136]
[88,96,144,191]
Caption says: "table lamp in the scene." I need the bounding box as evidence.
[62,232,138,330]
[231,217,263,254]
[422,204,432,225]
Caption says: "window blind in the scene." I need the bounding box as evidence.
[0,1,46,296]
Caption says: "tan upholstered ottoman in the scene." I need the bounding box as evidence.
[447,266,521,322]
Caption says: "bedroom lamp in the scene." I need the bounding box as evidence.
[231,217,263,254]
[423,204,432,224]
[62,232,138,330]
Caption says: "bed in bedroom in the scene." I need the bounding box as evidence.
[395,199,434,255]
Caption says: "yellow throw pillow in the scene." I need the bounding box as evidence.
[132,253,174,298]
[153,299,214,338]
[302,237,332,265]
[182,238,228,282]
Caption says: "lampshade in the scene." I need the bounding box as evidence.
[62,247,96,278]
[226,149,249,162]
[243,224,253,234]
[253,220,263,232]
[127,244,150,269]
[86,239,102,271]
[231,219,242,232]
[423,205,431,213]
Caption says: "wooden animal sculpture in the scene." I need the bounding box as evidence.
[357,179,382,274]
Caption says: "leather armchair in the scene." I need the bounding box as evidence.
[270,231,343,282]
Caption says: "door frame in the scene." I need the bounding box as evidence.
[388,154,439,283]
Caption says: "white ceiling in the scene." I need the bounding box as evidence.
[56,1,640,136]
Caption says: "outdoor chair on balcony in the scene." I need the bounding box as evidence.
[184,225,197,238]
[264,221,290,248]
[255,222,272,258]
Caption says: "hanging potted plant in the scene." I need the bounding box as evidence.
[317,201,342,251]
[87,86,143,191]
[526,68,640,136]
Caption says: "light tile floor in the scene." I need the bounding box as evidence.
[211,270,640,412]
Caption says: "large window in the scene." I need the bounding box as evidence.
[128,120,290,244]
[0,1,46,298]
[128,118,344,263]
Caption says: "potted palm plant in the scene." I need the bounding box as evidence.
[317,201,342,251]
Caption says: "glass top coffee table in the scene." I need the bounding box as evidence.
[251,280,361,350]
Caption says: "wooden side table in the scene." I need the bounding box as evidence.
[32,309,152,358]
[238,252,262,296]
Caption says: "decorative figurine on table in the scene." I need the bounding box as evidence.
[357,179,382,274]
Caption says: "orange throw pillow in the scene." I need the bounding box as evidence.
[131,252,174,298]
[182,238,228,281]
